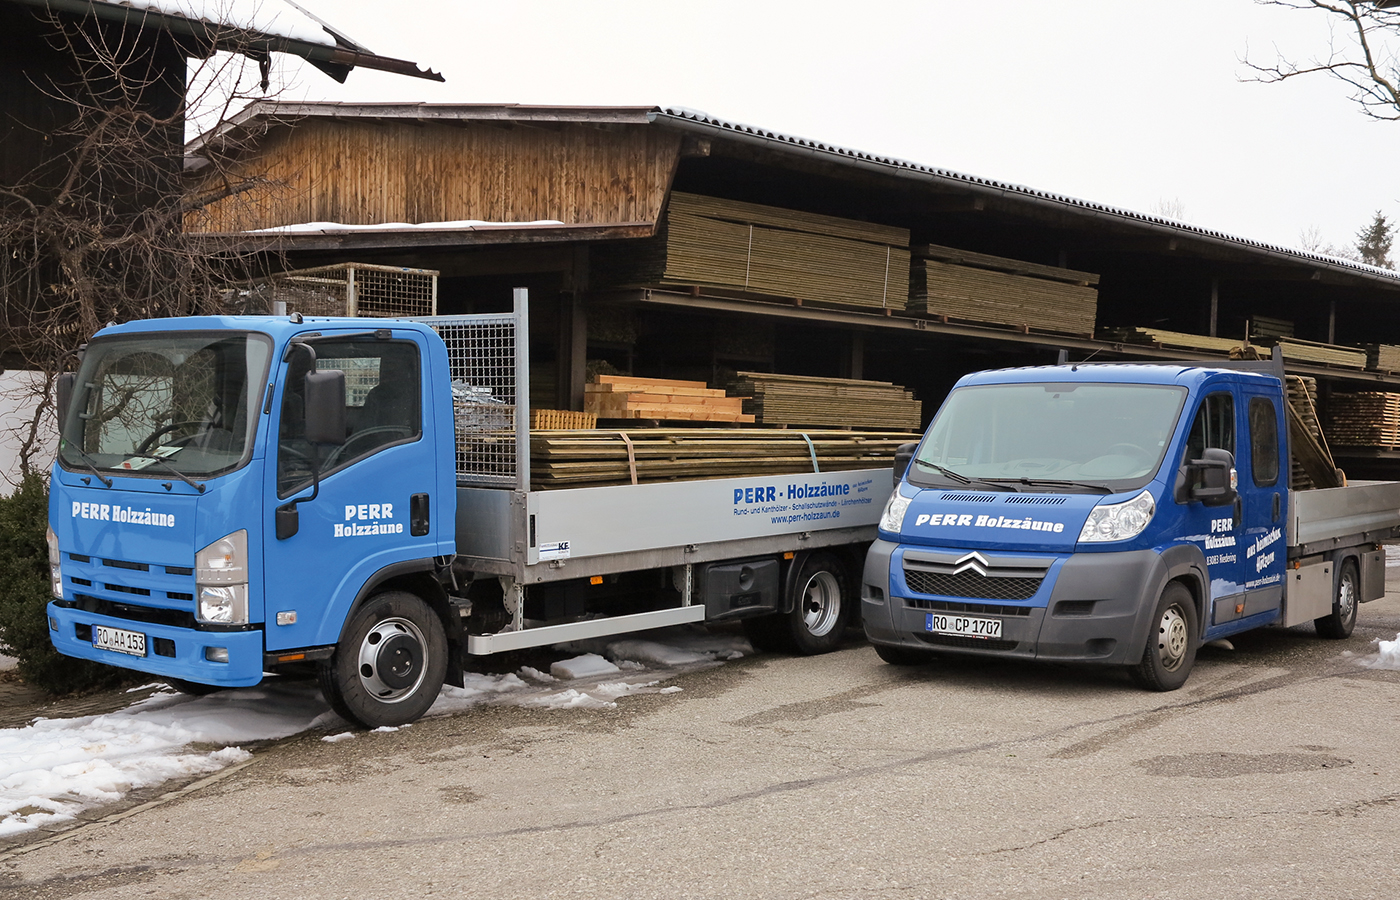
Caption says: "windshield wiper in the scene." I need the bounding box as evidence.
[142,456,206,494]
[989,477,1114,494]
[913,459,1018,492]
[61,442,113,488]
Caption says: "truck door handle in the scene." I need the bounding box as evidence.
[1233,496,1242,530]
[411,493,430,536]
[1272,492,1280,522]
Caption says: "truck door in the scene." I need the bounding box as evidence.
[1237,391,1286,616]
[262,332,439,652]
[1179,390,1251,626]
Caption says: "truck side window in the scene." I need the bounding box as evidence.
[1249,397,1280,487]
[277,339,421,497]
[1184,392,1234,463]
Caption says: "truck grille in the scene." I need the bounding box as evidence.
[903,568,1043,601]
[62,553,197,621]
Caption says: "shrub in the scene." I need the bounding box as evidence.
[0,474,128,694]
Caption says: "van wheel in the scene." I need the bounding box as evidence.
[319,591,448,728]
[1129,582,1198,691]
[741,552,852,655]
[1315,559,1359,640]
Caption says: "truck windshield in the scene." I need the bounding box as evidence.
[912,382,1188,492]
[58,332,273,478]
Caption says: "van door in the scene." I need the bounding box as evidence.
[1178,390,1250,627]
[1237,391,1286,617]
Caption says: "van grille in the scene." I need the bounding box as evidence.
[903,568,1043,601]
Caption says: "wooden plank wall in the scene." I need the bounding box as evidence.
[195,119,682,232]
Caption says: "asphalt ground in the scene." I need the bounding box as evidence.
[5,575,1400,899]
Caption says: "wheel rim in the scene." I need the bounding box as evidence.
[800,571,842,637]
[355,616,428,703]
[1338,570,1357,620]
[1155,604,1189,672]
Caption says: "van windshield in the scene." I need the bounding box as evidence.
[911,382,1188,492]
[58,332,273,478]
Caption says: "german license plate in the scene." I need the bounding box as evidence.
[93,624,147,657]
[926,613,1002,640]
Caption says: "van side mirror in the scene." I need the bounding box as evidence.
[893,442,919,482]
[304,370,346,444]
[56,372,76,425]
[1178,447,1237,507]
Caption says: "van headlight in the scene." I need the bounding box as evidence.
[880,491,912,534]
[1078,490,1156,543]
[196,530,249,624]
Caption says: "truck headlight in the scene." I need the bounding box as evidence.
[46,525,62,600]
[196,530,249,624]
[1078,490,1156,543]
[880,490,912,534]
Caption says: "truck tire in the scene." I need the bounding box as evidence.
[742,552,852,655]
[1315,558,1359,640]
[1129,582,1198,691]
[873,642,934,666]
[319,591,448,728]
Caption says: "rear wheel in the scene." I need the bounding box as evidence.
[741,552,852,655]
[1130,582,1198,691]
[1315,558,1359,639]
[319,591,448,728]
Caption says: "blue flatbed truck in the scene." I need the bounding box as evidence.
[44,295,889,726]
[864,356,1400,689]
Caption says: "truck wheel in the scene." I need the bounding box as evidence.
[1129,582,1198,691]
[1315,558,1359,640]
[873,642,933,666]
[741,552,852,655]
[319,591,448,728]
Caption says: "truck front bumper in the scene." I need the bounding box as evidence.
[862,540,1164,667]
[47,601,265,687]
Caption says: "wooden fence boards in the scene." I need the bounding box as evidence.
[584,374,754,423]
[729,372,922,429]
[529,428,920,488]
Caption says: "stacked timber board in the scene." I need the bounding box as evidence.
[729,372,921,430]
[585,374,754,423]
[530,429,920,489]
[1286,376,1339,491]
[597,192,911,311]
[1099,327,1268,357]
[909,244,1099,335]
[1365,344,1400,372]
[1271,338,1367,369]
[1327,392,1400,449]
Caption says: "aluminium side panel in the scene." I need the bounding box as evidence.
[1290,481,1400,551]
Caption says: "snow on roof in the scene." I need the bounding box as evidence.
[112,0,335,46]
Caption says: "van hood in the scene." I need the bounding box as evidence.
[896,488,1103,552]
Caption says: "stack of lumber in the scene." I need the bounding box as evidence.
[1326,392,1400,449]
[530,409,597,430]
[1285,376,1341,490]
[1271,337,1367,369]
[729,372,921,430]
[529,429,920,489]
[1250,316,1294,341]
[1100,327,1266,357]
[1365,344,1400,372]
[585,374,754,423]
[598,192,911,310]
[909,244,1099,335]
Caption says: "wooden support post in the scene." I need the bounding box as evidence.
[1209,277,1219,338]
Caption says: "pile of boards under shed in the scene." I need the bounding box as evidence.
[1365,344,1400,372]
[585,374,754,423]
[529,429,919,489]
[1099,327,1265,357]
[1326,392,1400,449]
[1271,338,1367,369]
[599,192,911,310]
[909,244,1099,335]
[729,372,922,430]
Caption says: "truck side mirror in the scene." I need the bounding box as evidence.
[56,372,76,425]
[1181,447,1237,507]
[304,370,346,445]
[893,442,919,482]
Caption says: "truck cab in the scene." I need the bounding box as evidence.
[46,316,458,724]
[862,361,1387,689]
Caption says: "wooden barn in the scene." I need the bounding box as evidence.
[189,101,1400,476]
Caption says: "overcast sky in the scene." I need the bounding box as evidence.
[269,0,1400,255]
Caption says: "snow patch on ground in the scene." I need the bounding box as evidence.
[0,627,749,837]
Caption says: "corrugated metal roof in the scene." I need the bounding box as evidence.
[649,106,1400,288]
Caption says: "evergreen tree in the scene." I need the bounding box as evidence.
[1356,211,1395,269]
